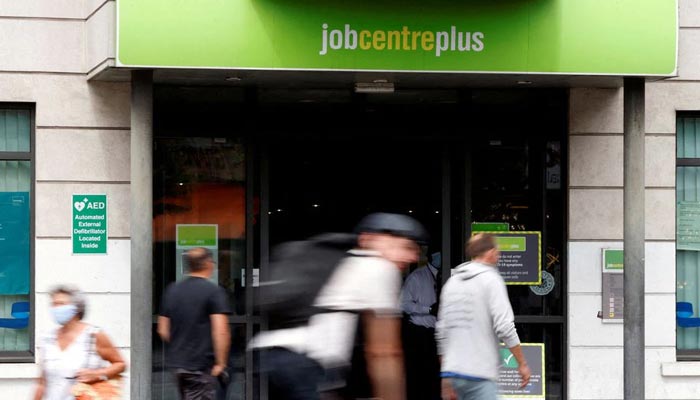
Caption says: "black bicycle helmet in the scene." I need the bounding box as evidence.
[354,212,429,244]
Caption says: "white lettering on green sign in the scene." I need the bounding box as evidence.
[319,24,484,57]
[72,195,108,254]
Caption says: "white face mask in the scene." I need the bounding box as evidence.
[50,304,77,325]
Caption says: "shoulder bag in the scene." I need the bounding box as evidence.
[71,326,122,400]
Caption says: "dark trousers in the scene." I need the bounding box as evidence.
[403,322,441,400]
[258,347,324,400]
[176,371,217,400]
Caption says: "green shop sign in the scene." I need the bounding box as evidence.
[72,194,107,255]
[117,0,677,75]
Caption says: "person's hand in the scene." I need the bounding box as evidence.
[441,378,457,400]
[518,363,531,388]
[75,369,105,384]
[429,303,439,317]
[211,364,226,377]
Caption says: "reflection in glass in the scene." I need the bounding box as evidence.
[0,160,30,351]
[153,137,247,315]
[152,137,248,399]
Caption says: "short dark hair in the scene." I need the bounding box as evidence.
[467,233,497,258]
[186,247,213,272]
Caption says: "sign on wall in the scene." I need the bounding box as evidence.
[499,343,545,399]
[602,249,623,322]
[117,0,677,76]
[72,194,107,255]
[175,224,219,283]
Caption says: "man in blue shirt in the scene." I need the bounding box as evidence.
[400,251,442,400]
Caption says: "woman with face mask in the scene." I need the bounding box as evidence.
[33,285,126,400]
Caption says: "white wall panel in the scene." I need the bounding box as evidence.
[0,20,83,73]
[36,239,130,293]
[36,129,130,182]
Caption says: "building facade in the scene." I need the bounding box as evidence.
[0,0,698,399]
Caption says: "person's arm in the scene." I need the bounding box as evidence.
[507,344,531,388]
[488,278,520,349]
[399,274,431,316]
[436,284,456,400]
[158,286,172,342]
[210,313,231,377]
[34,337,46,400]
[33,373,45,400]
[441,377,457,400]
[363,312,405,400]
[76,331,126,383]
[488,278,530,387]
[157,316,170,342]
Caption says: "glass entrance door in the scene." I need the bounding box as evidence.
[152,137,253,400]
[151,87,567,400]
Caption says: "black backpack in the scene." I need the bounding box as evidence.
[256,232,358,329]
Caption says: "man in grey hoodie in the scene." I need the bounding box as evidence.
[436,233,531,400]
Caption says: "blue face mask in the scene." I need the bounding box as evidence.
[51,304,77,325]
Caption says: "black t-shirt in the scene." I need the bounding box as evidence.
[160,276,232,371]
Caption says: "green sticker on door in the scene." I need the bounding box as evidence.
[498,343,545,398]
[175,224,219,283]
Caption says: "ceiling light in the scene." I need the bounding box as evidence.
[355,82,395,93]
[517,80,532,85]
[225,76,242,82]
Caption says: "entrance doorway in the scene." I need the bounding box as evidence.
[151,86,567,400]
[268,137,443,250]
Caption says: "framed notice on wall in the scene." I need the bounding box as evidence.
[601,249,623,323]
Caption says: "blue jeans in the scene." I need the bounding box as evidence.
[450,377,499,400]
[258,347,323,400]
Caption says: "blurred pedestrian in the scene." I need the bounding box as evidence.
[400,250,442,400]
[158,247,232,400]
[436,233,530,400]
[250,212,427,400]
[34,285,126,400]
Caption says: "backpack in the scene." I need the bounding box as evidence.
[256,232,358,329]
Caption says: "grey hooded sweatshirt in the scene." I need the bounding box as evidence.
[435,261,520,381]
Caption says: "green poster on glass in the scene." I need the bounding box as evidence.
[499,343,545,398]
[176,224,219,283]
[475,231,541,285]
[72,194,108,255]
[472,222,509,232]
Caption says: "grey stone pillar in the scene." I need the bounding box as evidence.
[623,77,645,400]
[131,70,153,400]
